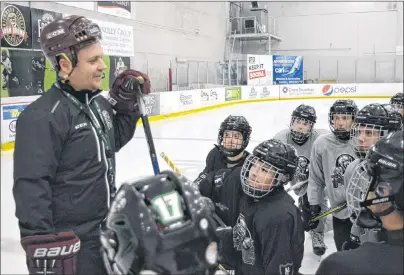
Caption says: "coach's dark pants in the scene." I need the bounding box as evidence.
[76,240,107,275]
[332,216,353,251]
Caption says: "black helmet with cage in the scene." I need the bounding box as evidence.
[240,139,298,198]
[217,115,252,157]
[329,99,358,140]
[346,130,404,229]
[100,170,219,275]
[290,104,317,144]
[39,15,102,73]
[350,103,402,159]
[389,92,403,113]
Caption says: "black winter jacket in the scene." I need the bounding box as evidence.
[13,82,140,242]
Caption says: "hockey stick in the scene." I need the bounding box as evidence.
[285,179,308,192]
[136,77,160,175]
[160,151,230,274]
[311,202,347,222]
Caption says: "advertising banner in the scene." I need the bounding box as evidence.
[97,1,131,19]
[272,55,304,84]
[1,3,32,49]
[200,88,220,106]
[90,19,134,57]
[31,8,63,50]
[1,103,29,144]
[241,85,278,100]
[280,84,318,98]
[178,90,196,111]
[247,54,273,86]
[225,87,242,102]
[143,93,160,116]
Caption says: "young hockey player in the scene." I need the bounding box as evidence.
[342,103,402,250]
[390,92,403,117]
[13,16,150,275]
[197,115,252,177]
[273,104,330,256]
[316,130,404,275]
[100,170,219,275]
[216,139,305,275]
[307,99,359,251]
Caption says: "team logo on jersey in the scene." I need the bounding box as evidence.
[37,13,55,43]
[294,156,310,180]
[1,5,29,47]
[101,110,113,131]
[331,153,355,188]
[279,262,294,275]
[233,214,255,265]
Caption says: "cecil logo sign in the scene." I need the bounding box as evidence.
[322,84,357,96]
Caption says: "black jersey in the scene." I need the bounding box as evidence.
[316,229,404,275]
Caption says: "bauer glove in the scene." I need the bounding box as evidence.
[21,231,80,275]
[108,69,151,112]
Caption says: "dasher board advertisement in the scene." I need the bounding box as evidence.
[247,54,273,86]
[272,55,304,84]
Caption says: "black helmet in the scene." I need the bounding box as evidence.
[350,103,402,158]
[290,104,317,144]
[217,115,252,157]
[346,130,404,228]
[329,99,358,140]
[240,139,298,198]
[40,15,102,71]
[390,92,403,109]
[100,170,218,275]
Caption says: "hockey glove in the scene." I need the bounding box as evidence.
[341,233,360,251]
[21,231,80,275]
[215,226,233,262]
[302,204,321,231]
[108,69,151,112]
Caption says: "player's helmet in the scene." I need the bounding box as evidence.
[290,104,317,144]
[40,15,102,71]
[328,99,358,140]
[217,115,252,157]
[346,130,404,228]
[100,170,218,275]
[241,139,298,198]
[350,103,402,159]
[390,92,403,112]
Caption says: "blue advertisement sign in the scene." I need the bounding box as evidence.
[272,55,304,84]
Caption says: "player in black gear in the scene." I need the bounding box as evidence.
[216,139,305,275]
[316,130,404,275]
[390,92,403,118]
[100,170,219,275]
[343,103,402,250]
[197,115,251,175]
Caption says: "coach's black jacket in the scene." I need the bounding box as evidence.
[13,82,140,243]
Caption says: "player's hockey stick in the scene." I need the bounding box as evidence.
[136,77,160,175]
[311,202,347,222]
[285,179,308,192]
[160,152,230,274]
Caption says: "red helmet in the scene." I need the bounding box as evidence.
[40,15,102,70]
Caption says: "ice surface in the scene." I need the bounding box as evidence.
[1,98,387,274]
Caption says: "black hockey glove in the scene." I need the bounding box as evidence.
[342,233,360,251]
[21,231,80,275]
[302,204,321,231]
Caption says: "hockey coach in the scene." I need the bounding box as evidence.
[12,15,150,275]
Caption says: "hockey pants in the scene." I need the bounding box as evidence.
[332,216,353,251]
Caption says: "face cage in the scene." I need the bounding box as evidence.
[346,161,373,224]
[329,112,354,139]
[240,154,286,199]
[290,116,314,143]
[219,130,245,157]
[349,123,387,159]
